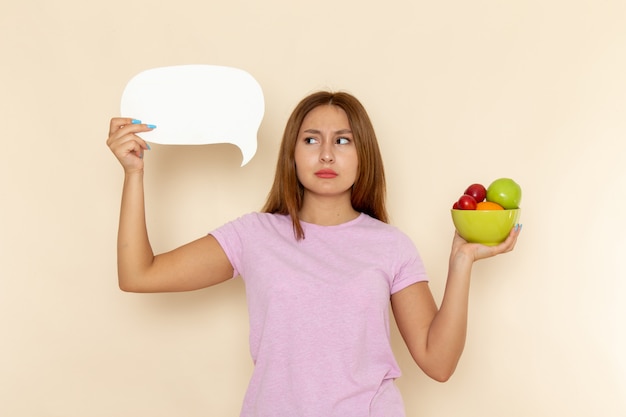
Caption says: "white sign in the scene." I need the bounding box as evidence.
[120,65,264,166]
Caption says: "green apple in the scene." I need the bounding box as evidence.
[486,178,522,209]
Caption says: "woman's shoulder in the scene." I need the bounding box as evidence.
[223,211,291,231]
[357,213,417,246]
[235,211,289,223]
[212,212,293,244]
[359,213,404,233]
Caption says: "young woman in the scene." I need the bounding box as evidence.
[106,91,521,416]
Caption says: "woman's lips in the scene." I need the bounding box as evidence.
[315,169,338,178]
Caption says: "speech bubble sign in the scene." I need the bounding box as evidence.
[120,64,264,166]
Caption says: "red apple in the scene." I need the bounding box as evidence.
[456,194,477,210]
[464,183,487,203]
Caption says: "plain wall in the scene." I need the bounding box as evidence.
[1,0,624,416]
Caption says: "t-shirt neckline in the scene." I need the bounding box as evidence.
[299,212,366,230]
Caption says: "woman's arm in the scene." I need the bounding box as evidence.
[107,118,233,293]
[391,227,521,382]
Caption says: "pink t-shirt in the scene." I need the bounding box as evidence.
[210,212,428,417]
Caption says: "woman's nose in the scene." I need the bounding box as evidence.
[320,143,335,163]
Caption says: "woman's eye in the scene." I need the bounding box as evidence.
[304,137,318,144]
[336,137,350,145]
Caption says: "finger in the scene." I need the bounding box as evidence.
[108,117,156,135]
[108,117,137,135]
[493,224,522,253]
[107,119,155,146]
[109,131,151,152]
[116,138,147,162]
[112,134,151,156]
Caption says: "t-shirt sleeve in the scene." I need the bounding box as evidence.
[390,232,429,294]
[209,216,247,279]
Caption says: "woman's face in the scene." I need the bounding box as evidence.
[294,104,358,202]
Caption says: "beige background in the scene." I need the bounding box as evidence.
[1,0,625,416]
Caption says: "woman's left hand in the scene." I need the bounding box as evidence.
[450,224,522,263]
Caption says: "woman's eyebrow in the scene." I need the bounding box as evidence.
[335,129,353,135]
[302,128,353,134]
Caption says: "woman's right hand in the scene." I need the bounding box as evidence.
[106,118,155,173]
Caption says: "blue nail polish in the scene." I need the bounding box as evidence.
[146,143,152,151]
[131,119,142,124]
[146,124,157,129]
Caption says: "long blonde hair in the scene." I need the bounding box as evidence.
[262,91,388,239]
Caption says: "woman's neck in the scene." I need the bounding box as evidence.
[298,194,360,226]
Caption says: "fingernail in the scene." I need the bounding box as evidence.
[146,143,152,151]
[131,119,142,124]
[146,124,157,129]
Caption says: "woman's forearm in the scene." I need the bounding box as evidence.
[117,171,154,290]
[424,253,473,380]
